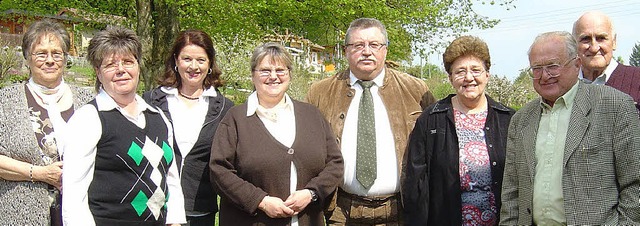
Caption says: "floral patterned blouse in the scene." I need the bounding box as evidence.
[455,109,497,226]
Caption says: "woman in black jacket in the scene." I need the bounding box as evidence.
[403,35,515,226]
[143,29,233,226]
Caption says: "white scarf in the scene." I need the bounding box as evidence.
[26,78,71,158]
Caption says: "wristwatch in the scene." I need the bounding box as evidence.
[309,189,318,202]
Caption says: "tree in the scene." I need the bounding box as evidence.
[176,0,515,62]
[1,0,515,92]
[630,42,640,67]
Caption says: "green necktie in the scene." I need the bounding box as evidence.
[356,80,376,189]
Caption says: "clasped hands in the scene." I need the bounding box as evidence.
[258,189,314,218]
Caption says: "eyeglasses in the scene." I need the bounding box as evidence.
[346,42,387,52]
[32,52,65,62]
[452,68,485,80]
[255,69,289,77]
[529,57,576,79]
[101,59,137,73]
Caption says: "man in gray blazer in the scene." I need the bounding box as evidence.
[499,31,640,225]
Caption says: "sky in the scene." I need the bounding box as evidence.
[420,0,640,80]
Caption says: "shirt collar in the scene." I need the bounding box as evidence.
[95,87,158,113]
[578,60,618,84]
[246,91,294,117]
[349,68,385,87]
[539,80,579,111]
[160,86,218,97]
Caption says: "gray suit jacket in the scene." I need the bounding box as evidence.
[500,82,640,225]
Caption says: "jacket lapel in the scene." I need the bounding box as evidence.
[563,84,591,167]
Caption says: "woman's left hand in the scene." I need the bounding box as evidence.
[283,189,313,215]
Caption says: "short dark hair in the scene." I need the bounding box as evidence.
[158,29,223,89]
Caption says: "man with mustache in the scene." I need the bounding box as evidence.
[573,11,640,112]
[307,18,435,225]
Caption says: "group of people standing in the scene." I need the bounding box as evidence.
[0,10,638,226]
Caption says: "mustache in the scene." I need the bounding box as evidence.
[358,56,376,62]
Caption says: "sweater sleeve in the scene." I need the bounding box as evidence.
[209,114,269,215]
[302,111,344,203]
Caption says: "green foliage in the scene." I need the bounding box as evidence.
[630,42,640,67]
[0,0,515,97]
[173,0,514,61]
[0,45,22,81]
[485,68,537,109]
[425,75,455,100]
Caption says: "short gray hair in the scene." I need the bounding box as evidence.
[250,42,293,73]
[87,26,142,91]
[21,19,70,60]
[344,18,388,45]
[528,31,578,60]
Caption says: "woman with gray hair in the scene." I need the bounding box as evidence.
[62,26,185,226]
[0,19,93,225]
[210,42,343,225]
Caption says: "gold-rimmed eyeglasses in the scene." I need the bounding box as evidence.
[529,57,576,79]
[31,52,65,62]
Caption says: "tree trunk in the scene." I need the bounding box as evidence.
[136,0,179,92]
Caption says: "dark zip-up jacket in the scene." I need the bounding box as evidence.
[403,94,514,226]
[143,87,233,214]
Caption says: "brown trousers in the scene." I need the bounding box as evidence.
[326,189,402,226]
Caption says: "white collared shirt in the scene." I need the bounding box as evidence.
[246,92,299,225]
[579,60,618,85]
[340,69,398,196]
[162,86,217,162]
[62,88,186,225]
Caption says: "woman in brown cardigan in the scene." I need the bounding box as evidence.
[209,42,343,226]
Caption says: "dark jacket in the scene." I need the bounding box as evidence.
[143,87,233,214]
[209,100,344,226]
[403,94,514,226]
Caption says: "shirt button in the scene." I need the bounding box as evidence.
[347,91,354,97]
[492,162,497,166]
[339,113,345,119]
[287,148,295,154]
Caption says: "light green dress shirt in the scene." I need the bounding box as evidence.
[533,81,579,226]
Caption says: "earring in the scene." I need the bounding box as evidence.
[208,68,212,75]
[174,65,178,72]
